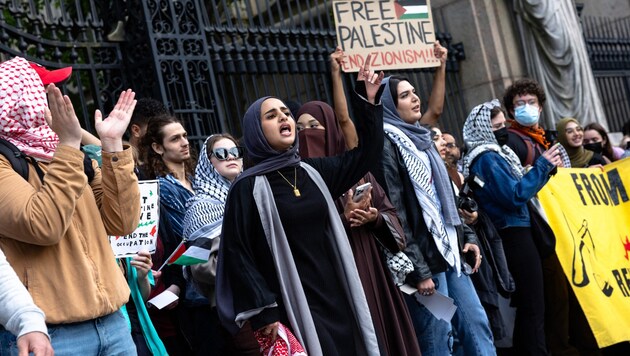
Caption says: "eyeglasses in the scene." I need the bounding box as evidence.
[210,147,244,160]
[445,143,457,149]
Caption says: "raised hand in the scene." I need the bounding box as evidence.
[433,40,448,65]
[95,89,137,152]
[357,54,384,104]
[542,143,563,167]
[330,46,346,73]
[46,84,82,149]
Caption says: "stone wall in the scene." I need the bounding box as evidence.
[431,0,630,129]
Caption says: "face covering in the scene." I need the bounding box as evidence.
[493,127,509,146]
[583,142,603,154]
[298,129,326,158]
[514,104,540,127]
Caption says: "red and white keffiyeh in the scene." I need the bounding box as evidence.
[0,57,58,161]
[254,323,307,356]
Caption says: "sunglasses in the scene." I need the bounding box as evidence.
[210,147,244,160]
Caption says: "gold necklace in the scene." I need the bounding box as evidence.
[277,167,301,197]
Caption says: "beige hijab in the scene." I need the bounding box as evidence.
[556,117,592,168]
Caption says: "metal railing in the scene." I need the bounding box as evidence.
[582,15,630,133]
[1,0,467,148]
[0,0,128,133]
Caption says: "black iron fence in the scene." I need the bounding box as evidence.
[582,15,630,133]
[0,0,128,134]
[1,0,467,148]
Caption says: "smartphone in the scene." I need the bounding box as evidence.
[352,182,372,202]
[465,251,477,267]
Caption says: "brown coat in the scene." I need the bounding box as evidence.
[0,145,140,324]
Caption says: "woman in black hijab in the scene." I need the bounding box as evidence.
[216,61,384,356]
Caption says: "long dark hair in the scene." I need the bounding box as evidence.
[140,114,196,178]
[584,122,615,161]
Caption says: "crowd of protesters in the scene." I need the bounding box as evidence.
[1,42,629,356]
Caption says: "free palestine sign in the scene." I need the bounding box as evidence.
[333,0,440,72]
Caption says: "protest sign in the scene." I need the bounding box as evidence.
[110,180,159,258]
[333,0,440,72]
[538,159,630,347]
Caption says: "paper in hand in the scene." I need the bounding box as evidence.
[147,290,178,310]
[400,284,458,322]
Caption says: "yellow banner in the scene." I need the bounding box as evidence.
[538,158,630,347]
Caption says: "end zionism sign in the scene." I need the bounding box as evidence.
[333,0,440,72]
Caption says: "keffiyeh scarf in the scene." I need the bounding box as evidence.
[182,136,232,241]
[0,57,58,161]
[462,99,525,179]
[381,76,461,273]
[385,124,460,273]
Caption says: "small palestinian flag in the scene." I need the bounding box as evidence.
[395,0,429,20]
[165,238,213,266]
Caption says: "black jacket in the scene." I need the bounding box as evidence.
[376,137,478,286]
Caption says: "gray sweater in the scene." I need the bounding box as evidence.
[0,249,48,338]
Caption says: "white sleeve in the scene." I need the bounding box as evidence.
[0,249,49,339]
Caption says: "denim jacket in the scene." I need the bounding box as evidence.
[469,151,555,230]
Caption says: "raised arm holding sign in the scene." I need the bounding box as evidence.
[334,0,440,72]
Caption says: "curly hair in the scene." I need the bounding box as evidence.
[584,122,615,161]
[503,78,546,119]
[139,115,196,178]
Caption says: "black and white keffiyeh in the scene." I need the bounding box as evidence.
[182,136,233,241]
[462,99,525,179]
[384,124,461,274]
[381,76,461,273]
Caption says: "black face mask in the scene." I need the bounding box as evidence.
[493,127,509,146]
[584,142,603,154]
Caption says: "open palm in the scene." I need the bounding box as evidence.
[95,89,137,141]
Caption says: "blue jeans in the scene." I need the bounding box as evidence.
[0,310,136,356]
[447,267,496,356]
[404,272,453,356]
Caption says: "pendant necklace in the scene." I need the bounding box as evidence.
[277,167,301,197]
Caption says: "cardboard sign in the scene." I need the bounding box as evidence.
[110,180,159,258]
[333,0,440,72]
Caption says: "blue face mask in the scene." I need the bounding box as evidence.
[514,104,540,127]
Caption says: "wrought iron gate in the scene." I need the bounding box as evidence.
[0,0,129,134]
[1,0,467,147]
[582,15,630,133]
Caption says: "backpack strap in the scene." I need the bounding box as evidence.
[0,138,30,180]
[0,138,94,183]
[508,128,535,166]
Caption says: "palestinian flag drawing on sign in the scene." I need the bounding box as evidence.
[395,0,429,20]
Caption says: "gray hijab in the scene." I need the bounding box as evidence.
[381,76,461,226]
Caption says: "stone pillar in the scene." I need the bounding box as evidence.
[432,0,527,122]
[513,0,607,129]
